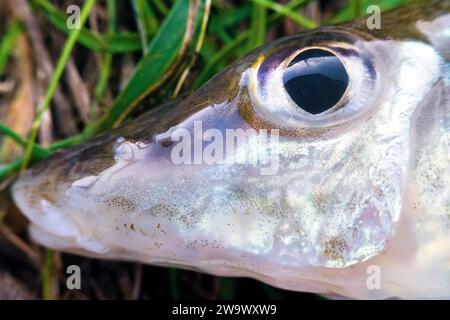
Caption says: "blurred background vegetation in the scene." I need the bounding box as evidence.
[0,0,410,299]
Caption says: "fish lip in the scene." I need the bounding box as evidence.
[12,172,111,254]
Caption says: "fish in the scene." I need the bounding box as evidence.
[11,0,450,299]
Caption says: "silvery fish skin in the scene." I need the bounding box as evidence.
[12,1,450,298]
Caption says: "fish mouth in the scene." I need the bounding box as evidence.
[12,166,111,256]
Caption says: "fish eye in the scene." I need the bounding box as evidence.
[245,30,383,136]
[282,49,349,115]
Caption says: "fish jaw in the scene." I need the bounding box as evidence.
[11,10,450,299]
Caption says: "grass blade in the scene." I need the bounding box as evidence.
[41,249,54,300]
[250,0,317,29]
[247,2,267,51]
[152,0,169,15]
[0,124,50,159]
[132,0,159,54]
[21,0,96,171]
[94,0,117,108]
[193,31,248,88]
[350,0,362,18]
[33,0,142,53]
[208,2,253,34]
[173,0,212,97]
[0,159,22,182]
[0,20,23,77]
[88,0,200,134]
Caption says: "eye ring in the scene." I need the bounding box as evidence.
[243,29,384,139]
[280,46,351,117]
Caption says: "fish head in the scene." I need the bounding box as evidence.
[12,1,450,298]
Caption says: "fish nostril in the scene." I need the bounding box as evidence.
[159,137,174,148]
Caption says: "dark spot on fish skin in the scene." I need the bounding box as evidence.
[143,204,202,229]
[159,137,174,148]
[175,209,202,229]
[311,191,333,214]
[144,204,178,219]
[229,184,286,219]
[104,196,136,212]
[185,239,223,250]
[323,237,347,262]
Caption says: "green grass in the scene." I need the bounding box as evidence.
[173,0,212,97]
[0,123,50,159]
[32,0,143,53]
[0,0,412,299]
[0,20,23,77]
[251,0,317,29]
[42,249,54,300]
[86,0,200,134]
[21,0,96,172]
[93,0,116,107]
[247,2,267,51]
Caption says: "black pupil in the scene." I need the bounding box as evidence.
[282,49,349,115]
